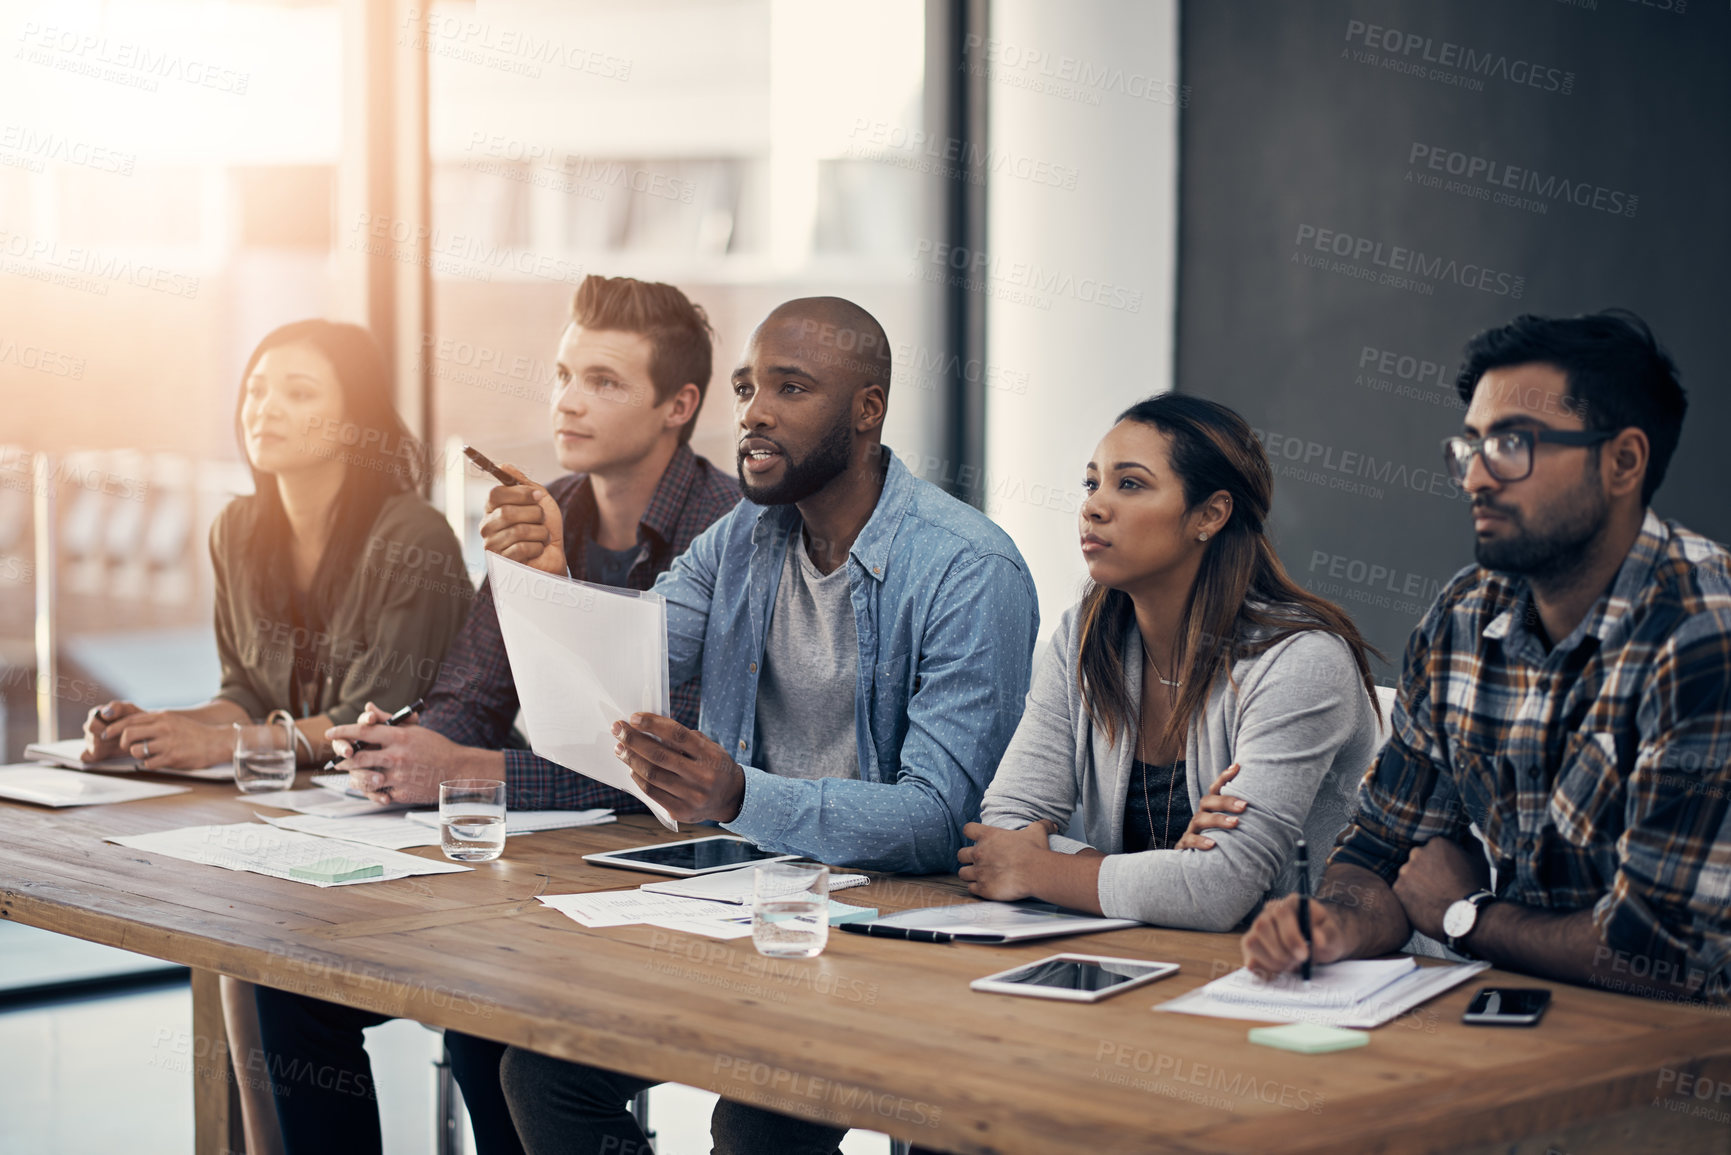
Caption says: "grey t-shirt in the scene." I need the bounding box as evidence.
[751,528,861,780]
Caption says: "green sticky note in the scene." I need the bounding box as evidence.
[827,900,878,926]
[1248,1023,1369,1054]
[289,858,384,883]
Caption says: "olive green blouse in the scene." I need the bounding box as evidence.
[209,490,473,731]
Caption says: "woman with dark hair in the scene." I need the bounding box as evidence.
[959,394,1383,931]
[81,320,471,1154]
[83,319,470,768]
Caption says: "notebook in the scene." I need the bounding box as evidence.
[0,764,192,807]
[1154,957,1490,1028]
[640,865,870,904]
[25,738,234,781]
[839,900,1140,943]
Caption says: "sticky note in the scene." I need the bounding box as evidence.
[1248,1023,1369,1054]
[289,858,384,883]
[827,901,878,926]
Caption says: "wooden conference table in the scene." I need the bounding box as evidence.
[2,777,1729,1155]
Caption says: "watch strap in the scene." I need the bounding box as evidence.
[1446,889,1497,957]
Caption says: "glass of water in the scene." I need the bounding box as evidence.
[752,861,830,958]
[439,779,506,862]
[233,710,297,794]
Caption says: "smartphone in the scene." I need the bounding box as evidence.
[1462,986,1551,1026]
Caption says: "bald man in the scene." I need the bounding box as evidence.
[489,298,1039,1155]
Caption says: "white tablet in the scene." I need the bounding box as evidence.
[581,835,800,877]
[969,953,1181,1002]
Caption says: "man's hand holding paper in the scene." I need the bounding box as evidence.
[612,713,746,823]
[483,551,677,829]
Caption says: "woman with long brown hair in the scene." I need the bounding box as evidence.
[958,394,1383,930]
[82,320,472,1154]
[83,320,470,768]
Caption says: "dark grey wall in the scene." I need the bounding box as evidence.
[1175,0,1729,676]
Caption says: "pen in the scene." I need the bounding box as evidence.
[462,443,528,487]
[837,924,1007,944]
[324,698,425,773]
[1296,837,1313,983]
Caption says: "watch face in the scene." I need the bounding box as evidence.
[1443,899,1477,940]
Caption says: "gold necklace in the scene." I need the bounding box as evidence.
[1139,755,1179,851]
[1145,650,1182,688]
[1140,648,1181,848]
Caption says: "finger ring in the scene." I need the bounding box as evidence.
[141,741,149,759]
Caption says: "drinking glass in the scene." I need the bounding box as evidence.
[752,861,830,958]
[233,709,297,793]
[440,779,507,862]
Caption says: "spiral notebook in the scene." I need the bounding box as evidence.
[640,865,870,904]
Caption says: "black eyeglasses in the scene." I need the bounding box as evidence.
[1441,428,1614,484]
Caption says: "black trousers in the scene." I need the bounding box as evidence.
[252,985,525,1155]
[497,1046,848,1155]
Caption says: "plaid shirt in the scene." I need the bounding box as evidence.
[1332,509,1731,997]
[421,443,739,810]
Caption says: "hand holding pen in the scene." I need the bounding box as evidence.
[469,444,569,577]
[323,698,423,772]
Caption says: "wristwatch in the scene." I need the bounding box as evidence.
[1443,889,1497,957]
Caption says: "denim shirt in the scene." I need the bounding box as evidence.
[651,451,1039,873]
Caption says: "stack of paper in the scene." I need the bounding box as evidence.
[105,822,472,887]
[0,764,192,807]
[25,738,233,781]
[1154,957,1489,1028]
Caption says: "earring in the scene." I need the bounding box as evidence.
[1198,532,1210,542]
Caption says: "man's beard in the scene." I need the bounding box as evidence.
[738,415,854,506]
[1473,483,1608,583]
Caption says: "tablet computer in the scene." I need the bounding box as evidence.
[969,953,1180,1002]
[581,835,799,877]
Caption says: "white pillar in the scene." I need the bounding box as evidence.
[984,0,1181,638]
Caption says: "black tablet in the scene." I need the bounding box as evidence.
[581,835,799,877]
[970,954,1181,1002]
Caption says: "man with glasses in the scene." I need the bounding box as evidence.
[1243,309,1731,1005]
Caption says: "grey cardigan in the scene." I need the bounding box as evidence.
[980,604,1382,932]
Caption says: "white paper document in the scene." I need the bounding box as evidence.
[26,738,233,781]
[260,812,442,850]
[538,889,867,940]
[538,889,725,928]
[310,773,359,793]
[638,899,873,940]
[106,822,471,886]
[485,552,676,830]
[245,788,412,818]
[641,866,870,904]
[640,915,756,940]
[405,808,616,833]
[1154,957,1490,1028]
[0,764,192,807]
[257,808,618,852]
